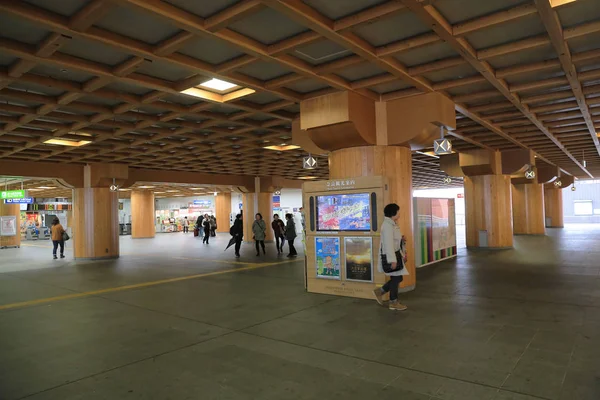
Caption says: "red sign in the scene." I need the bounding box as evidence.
[457,193,464,198]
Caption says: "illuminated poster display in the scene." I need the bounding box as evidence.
[315,237,340,279]
[344,237,373,282]
[316,193,371,231]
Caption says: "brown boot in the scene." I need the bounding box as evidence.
[372,289,384,306]
[389,301,407,311]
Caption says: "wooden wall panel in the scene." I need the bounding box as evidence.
[464,174,513,248]
[216,192,231,233]
[544,188,564,228]
[73,187,119,259]
[0,203,21,248]
[242,192,274,242]
[512,183,545,235]
[329,145,415,290]
[131,190,155,238]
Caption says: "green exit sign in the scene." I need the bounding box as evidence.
[0,190,26,199]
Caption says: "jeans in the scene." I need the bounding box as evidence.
[203,231,210,243]
[381,275,403,301]
[52,240,64,256]
[287,238,297,256]
[255,240,265,254]
[234,236,242,255]
[183,226,189,233]
[275,234,285,250]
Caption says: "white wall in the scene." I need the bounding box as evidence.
[155,195,215,210]
[413,187,465,225]
[280,188,303,209]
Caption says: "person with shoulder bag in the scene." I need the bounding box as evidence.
[50,217,66,260]
[285,213,298,257]
[252,213,267,256]
[373,203,409,311]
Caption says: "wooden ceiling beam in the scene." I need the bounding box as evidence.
[0,39,292,121]
[401,0,592,178]
[478,34,550,61]
[261,0,432,94]
[69,0,116,32]
[267,31,321,56]
[376,32,440,57]
[409,56,466,76]
[453,3,538,37]
[0,0,299,102]
[118,0,368,97]
[334,2,407,32]
[205,0,265,32]
[563,19,600,40]
[433,75,487,90]
[153,31,196,56]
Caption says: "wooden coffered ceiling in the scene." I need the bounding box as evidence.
[0,0,599,190]
[0,176,238,199]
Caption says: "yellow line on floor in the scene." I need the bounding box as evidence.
[0,259,298,311]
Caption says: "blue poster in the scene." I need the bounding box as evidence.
[315,237,340,280]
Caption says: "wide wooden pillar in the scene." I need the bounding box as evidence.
[216,192,231,233]
[131,190,155,238]
[464,175,513,248]
[512,183,545,235]
[242,191,274,242]
[73,187,119,260]
[0,202,21,248]
[329,145,415,291]
[544,187,564,228]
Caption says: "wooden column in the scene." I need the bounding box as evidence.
[215,192,231,233]
[544,187,564,228]
[512,183,545,235]
[242,191,274,242]
[131,190,155,238]
[73,187,119,259]
[464,175,513,248]
[329,145,415,291]
[0,202,21,248]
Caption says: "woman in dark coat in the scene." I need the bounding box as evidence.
[202,213,211,244]
[285,213,298,257]
[230,214,243,258]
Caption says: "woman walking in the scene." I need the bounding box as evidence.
[202,213,211,244]
[210,215,217,237]
[50,217,66,260]
[271,214,285,254]
[252,213,267,256]
[285,213,297,257]
[230,213,243,258]
[373,203,408,311]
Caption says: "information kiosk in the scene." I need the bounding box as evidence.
[302,176,389,300]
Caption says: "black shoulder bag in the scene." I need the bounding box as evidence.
[380,240,405,273]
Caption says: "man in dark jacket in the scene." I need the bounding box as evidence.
[271,214,285,254]
[230,213,243,258]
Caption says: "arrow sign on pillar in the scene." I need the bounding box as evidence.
[433,138,452,155]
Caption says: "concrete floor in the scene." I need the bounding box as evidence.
[0,226,599,400]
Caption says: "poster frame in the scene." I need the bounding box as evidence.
[0,216,17,236]
[315,236,341,280]
[344,236,374,283]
